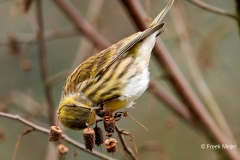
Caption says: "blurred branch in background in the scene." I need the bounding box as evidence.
[36,0,55,125]
[35,1,60,159]
[12,128,34,160]
[8,90,44,117]
[236,0,240,31]
[139,141,170,160]
[47,70,71,86]
[54,0,111,49]
[197,18,233,70]
[0,27,79,46]
[72,0,104,68]
[148,80,193,123]
[0,112,116,160]
[186,0,240,22]
[170,1,236,144]
[0,0,8,5]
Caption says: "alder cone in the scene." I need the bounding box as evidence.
[83,128,95,151]
[94,126,104,146]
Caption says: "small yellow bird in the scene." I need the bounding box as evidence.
[58,0,174,130]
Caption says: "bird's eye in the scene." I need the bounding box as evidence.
[67,104,76,107]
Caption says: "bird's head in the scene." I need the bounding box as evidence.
[57,93,97,130]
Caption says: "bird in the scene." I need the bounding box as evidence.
[57,0,174,130]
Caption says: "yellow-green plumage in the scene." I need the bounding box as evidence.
[58,0,174,130]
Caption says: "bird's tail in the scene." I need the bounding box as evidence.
[149,0,174,28]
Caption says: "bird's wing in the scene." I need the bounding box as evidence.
[63,23,165,95]
[102,23,165,71]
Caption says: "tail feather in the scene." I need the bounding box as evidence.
[156,29,166,37]
[149,0,174,28]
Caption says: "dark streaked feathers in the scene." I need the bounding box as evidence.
[62,23,165,98]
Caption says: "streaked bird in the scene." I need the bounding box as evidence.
[58,0,174,130]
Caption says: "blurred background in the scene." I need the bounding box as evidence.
[0,0,239,160]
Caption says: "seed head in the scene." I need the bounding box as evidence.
[49,126,62,142]
[94,126,104,146]
[83,128,95,151]
[104,115,115,137]
[105,138,118,153]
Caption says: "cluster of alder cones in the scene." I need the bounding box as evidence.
[49,110,118,153]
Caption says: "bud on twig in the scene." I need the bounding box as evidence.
[58,144,69,155]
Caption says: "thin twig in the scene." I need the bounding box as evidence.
[0,112,116,160]
[12,128,34,160]
[36,0,55,125]
[186,0,240,22]
[128,134,139,160]
[115,125,138,160]
[124,111,148,131]
[117,146,128,160]
[73,148,78,160]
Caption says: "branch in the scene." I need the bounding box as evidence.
[12,128,34,160]
[236,0,240,30]
[148,80,193,123]
[72,0,104,68]
[0,112,116,160]
[186,0,240,22]
[53,0,111,49]
[36,0,55,125]
[115,125,137,160]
